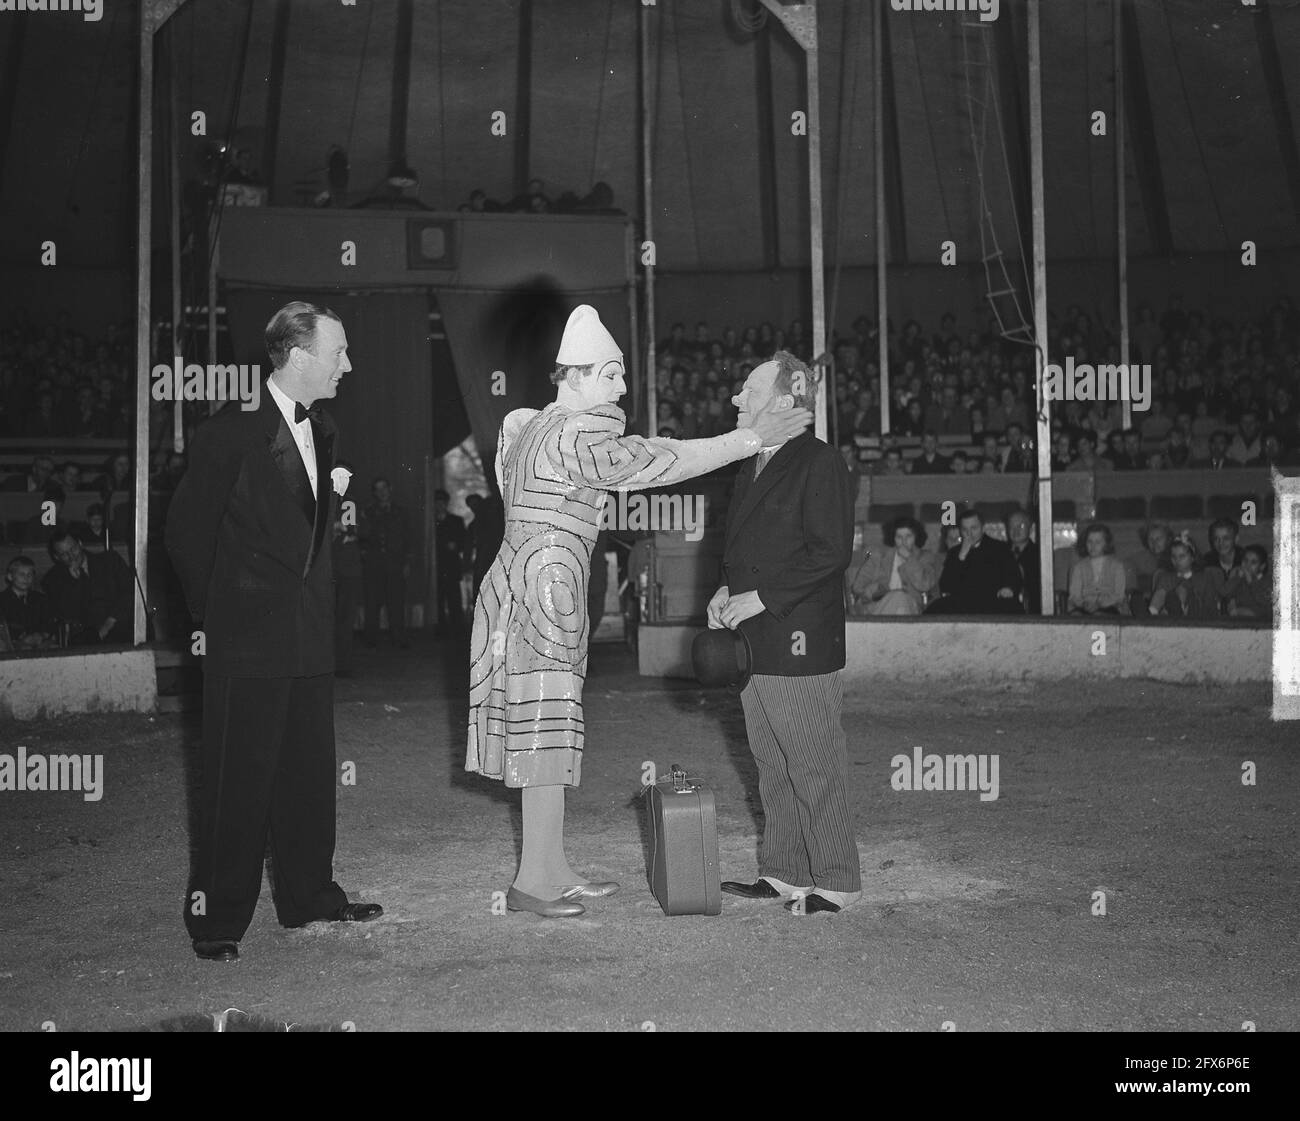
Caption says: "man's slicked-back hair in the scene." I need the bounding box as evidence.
[265,301,342,371]
[770,349,817,411]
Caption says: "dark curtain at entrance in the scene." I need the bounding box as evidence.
[224,287,434,602]
[435,279,633,492]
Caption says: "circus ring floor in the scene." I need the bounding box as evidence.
[0,638,1295,1032]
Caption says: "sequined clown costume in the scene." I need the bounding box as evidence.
[466,401,761,788]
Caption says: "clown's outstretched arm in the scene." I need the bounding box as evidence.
[547,404,779,492]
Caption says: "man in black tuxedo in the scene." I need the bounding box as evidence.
[165,301,382,963]
[711,352,861,914]
[926,508,1023,614]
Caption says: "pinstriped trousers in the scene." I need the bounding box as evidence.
[739,671,861,892]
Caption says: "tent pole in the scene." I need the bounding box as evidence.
[1029,0,1054,615]
[641,0,656,435]
[874,0,888,438]
[134,3,157,647]
[756,1,824,439]
[1115,0,1131,430]
[168,24,184,454]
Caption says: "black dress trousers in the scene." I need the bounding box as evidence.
[185,672,347,941]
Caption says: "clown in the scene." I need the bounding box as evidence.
[466,305,811,916]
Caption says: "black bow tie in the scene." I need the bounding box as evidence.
[294,401,321,424]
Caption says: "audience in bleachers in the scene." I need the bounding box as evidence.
[654,294,1299,478]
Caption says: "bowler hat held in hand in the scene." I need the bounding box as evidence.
[691,626,752,689]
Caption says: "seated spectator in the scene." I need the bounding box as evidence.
[924,385,968,437]
[1148,537,1219,619]
[79,503,110,550]
[1202,517,1245,601]
[1067,522,1129,615]
[1006,508,1041,613]
[157,451,187,492]
[96,451,133,505]
[979,433,1002,471]
[1102,430,1126,468]
[1113,428,1145,470]
[466,188,503,213]
[0,555,56,649]
[1247,432,1292,468]
[26,390,62,437]
[1146,450,1168,471]
[2,455,56,494]
[41,528,134,645]
[1130,522,1173,594]
[1001,422,1034,472]
[873,446,907,476]
[1190,430,1232,470]
[1224,545,1272,619]
[70,385,108,438]
[896,398,926,437]
[848,516,940,616]
[950,449,971,474]
[1051,432,1074,473]
[654,401,681,438]
[925,508,1023,615]
[1227,410,1262,466]
[1163,428,1192,468]
[58,461,83,494]
[679,400,701,440]
[1068,432,1113,473]
[910,431,950,475]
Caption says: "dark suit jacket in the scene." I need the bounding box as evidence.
[939,535,1023,609]
[722,432,854,677]
[41,550,134,633]
[164,390,338,677]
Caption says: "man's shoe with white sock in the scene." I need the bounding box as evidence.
[721,875,813,900]
[784,887,862,914]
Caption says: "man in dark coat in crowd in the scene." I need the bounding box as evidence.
[43,528,134,644]
[926,508,1024,614]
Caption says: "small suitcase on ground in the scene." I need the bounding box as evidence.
[645,764,721,916]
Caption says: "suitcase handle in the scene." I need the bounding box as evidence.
[671,763,689,792]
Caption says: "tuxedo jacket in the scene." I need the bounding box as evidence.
[164,390,338,677]
[722,431,854,677]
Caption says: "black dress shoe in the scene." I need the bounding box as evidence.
[329,902,383,922]
[720,879,782,899]
[784,894,841,914]
[193,939,239,962]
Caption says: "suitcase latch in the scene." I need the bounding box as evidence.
[671,763,691,793]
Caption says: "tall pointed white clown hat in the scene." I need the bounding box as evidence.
[556,304,623,370]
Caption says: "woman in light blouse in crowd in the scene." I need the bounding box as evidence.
[1068,522,1129,615]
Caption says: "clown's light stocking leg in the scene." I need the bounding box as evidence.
[514,785,581,898]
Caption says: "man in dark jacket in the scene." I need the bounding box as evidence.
[926,508,1024,614]
[710,351,860,914]
[164,301,381,962]
[43,529,134,644]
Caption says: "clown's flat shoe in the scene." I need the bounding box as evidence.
[559,881,620,899]
[506,886,586,917]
